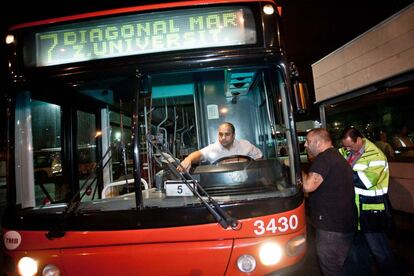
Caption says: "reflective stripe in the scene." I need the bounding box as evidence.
[369,160,386,167]
[353,164,368,170]
[355,187,388,196]
[395,137,406,147]
[362,203,385,211]
[357,171,373,189]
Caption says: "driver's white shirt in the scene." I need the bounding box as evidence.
[200,139,263,163]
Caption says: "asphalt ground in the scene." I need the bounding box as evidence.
[302,210,414,276]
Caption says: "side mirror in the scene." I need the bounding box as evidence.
[289,62,310,114]
[293,81,310,114]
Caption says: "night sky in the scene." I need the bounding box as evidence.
[1,0,413,115]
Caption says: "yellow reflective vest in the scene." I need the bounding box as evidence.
[339,138,390,228]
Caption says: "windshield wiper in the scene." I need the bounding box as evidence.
[46,145,115,240]
[147,135,240,230]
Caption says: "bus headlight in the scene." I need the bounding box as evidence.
[5,34,15,44]
[263,4,274,15]
[237,254,256,273]
[259,242,283,266]
[286,235,306,256]
[43,264,61,276]
[17,257,38,276]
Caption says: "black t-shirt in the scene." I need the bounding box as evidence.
[308,147,357,232]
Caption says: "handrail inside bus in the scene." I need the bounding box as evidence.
[102,178,149,199]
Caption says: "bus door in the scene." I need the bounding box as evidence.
[75,77,136,199]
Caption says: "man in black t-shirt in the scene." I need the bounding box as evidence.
[302,128,357,276]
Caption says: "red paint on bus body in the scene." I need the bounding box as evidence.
[3,204,305,275]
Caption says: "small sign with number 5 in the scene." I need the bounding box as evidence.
[165,180,195,196]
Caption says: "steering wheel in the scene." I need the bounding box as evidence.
[212,155,253,165]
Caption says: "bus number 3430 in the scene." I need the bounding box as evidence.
[253,215,299,235]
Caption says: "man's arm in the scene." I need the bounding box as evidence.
[302,171,324,193]
[178,150,203,172]
[248,142,263,160]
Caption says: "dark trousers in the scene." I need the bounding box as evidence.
[345,231,398,276]
[315,229,354,276]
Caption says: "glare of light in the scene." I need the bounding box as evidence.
[59,48,66,52]
[17,257,38,276]
[236,12,245,25]
[259,242,283,266]
[220,107,228,114]
[263,4,274,15]
[6,34,15,44]
[48,103,60,110]
[115,132,121,141]
[205,85,216,94]
[95,131,102,138]
[286,235,306,256]
[278,98,282,103]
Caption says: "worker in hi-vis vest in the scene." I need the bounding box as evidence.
[340,127,398,276]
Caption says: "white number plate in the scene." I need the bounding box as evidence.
[165,181,195,196]
[253,215,299,235]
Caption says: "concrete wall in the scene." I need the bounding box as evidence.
[389,162,414,213]
[312,4,414,103]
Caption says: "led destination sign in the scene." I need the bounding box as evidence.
[33,6,257,67]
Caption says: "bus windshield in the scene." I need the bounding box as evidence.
[14,66,297,211]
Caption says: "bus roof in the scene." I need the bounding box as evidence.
[9,0,278,31]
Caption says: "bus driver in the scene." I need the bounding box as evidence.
[178,122,263,172]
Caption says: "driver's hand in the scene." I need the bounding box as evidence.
[177,158,191,173]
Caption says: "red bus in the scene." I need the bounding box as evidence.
[2,0,308,275]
